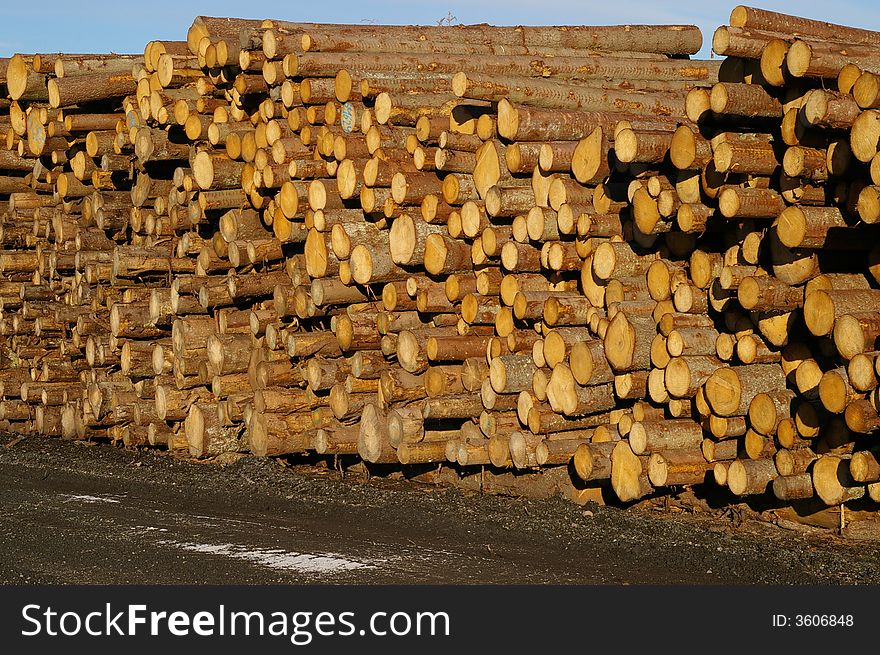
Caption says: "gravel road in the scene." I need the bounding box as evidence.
[1,433,878,584]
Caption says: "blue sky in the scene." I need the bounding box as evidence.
[0,1,878,59]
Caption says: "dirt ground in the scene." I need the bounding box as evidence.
[1,432,878,584]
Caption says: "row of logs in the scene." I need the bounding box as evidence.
[0,7,878,526]
[598,5,880,508]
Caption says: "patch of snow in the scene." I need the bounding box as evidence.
[160,540,381,574]
[62,494,122,504]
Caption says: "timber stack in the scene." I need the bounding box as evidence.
[0,6,877,528]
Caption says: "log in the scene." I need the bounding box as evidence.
[455,73,687,117]
[293,23,703,55]
[705,364,787,417]
[629,419,704,455]
[648,449,711,486]
[185,402,243,458]
[804,289,880,338]
[572,441,614,482]
[250,413,313,456]
[710,82,782,118]
[49,71,137,108]
[813,455,866,505]
[610,441,652,502]
[727,458,777,496]
[603,312,656,372]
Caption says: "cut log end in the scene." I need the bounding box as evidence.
[611,440,650,503]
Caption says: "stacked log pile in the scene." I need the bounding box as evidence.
[171,16,717,497]
[653,5,880,510]
[0,7,879,525]
[0,50,147,444]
